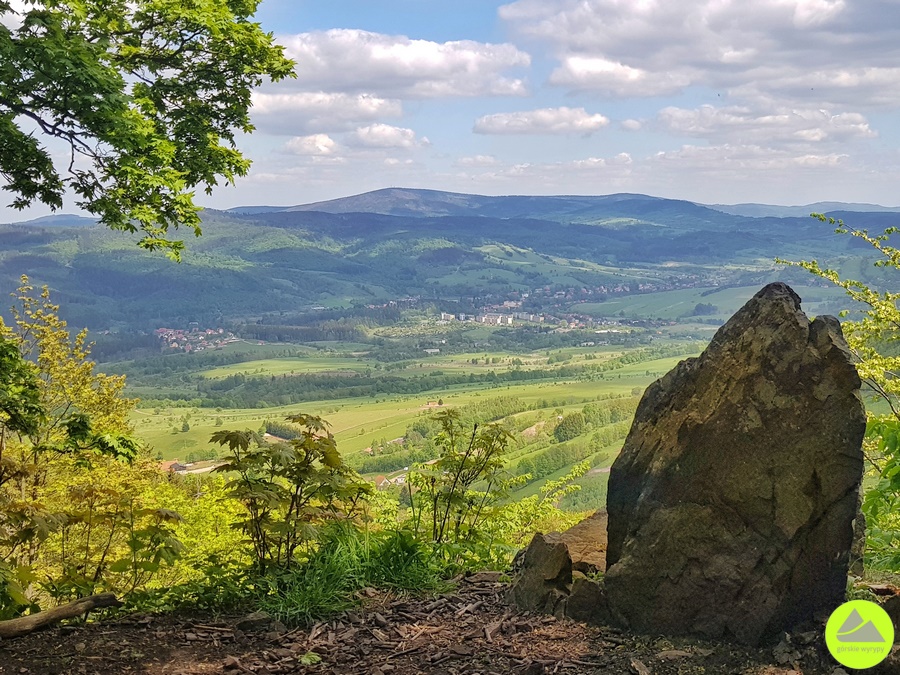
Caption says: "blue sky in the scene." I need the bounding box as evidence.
[6,0,900,221]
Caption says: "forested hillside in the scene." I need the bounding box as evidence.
[0,189,879,332]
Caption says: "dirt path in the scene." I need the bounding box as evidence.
[0,577,868,674]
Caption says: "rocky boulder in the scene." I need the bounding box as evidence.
[507,509,610,623]
[604,282,866,645]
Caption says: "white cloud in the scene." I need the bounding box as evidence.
[656,105,875,148]
[621,119,643,131]
[350,124,428,149]
[652,143,848,172]
[0,0,27,29]
[473,107,609,134]
[498,0,900,107]
[548,56,692,97]
[279,29,531,99]
[251,92,402,134]
[455,155,501,167]
[285,134,338,156]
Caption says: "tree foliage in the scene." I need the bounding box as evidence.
[212,414,371,574]
[0,279,176,615]
[786,214,900,567]
[553,411,586,442]
[408,409,515,547]
[0,0,293,258]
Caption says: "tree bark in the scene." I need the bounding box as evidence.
[0,592,122,639]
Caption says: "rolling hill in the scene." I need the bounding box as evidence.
[0,188,893,332]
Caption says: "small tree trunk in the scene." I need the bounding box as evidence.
[0,592,122,639]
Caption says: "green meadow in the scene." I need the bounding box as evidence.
[131,351,690,511]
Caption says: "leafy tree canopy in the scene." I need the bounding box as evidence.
[0,0,294,259]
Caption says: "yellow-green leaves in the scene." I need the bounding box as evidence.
[786,215,900,568]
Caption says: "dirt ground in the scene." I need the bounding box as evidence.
[0,575,887,675]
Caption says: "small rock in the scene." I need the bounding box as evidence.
[793,630,818,645]
[518,663,545,675]
[264,623,287,639]
[73,643,86,653]
[630,658,651,675]
[772,636,801,665]
[223,656,243,671]
[465,571,503,583]
[235,611,276,632]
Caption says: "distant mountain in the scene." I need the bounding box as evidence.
[0,187,892,332]
[281,188,732,223]
[707,201,900,218]
[6,214,97,227]
[230,187,900,223]
[225,205,294,215]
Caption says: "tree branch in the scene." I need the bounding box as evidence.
[0,592,121,639]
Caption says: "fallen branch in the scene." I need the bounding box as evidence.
[0,592,122,639]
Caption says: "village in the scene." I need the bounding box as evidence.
[153,325,241,353]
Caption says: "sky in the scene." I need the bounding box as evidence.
[6,0,900,220]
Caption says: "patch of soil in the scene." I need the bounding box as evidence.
[520,422,546,440]
[0,576,879,674]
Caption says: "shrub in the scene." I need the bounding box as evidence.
[211,414,371,574]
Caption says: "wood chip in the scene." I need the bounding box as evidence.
[631,658,651,675]
[455,600,485,617]
[425,598,448,612]
[656,649,692,660]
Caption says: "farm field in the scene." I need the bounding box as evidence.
[197,346,635,381]
[130,347,692,509]
[202,356,375,378]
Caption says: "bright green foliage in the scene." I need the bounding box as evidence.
[857,417,900,569]
[0,279,176,615]
[408,408,515,547]
[41,459,184,602]
[0,336,42,441]
[212,414,372,574]
[786,214,900,568]
[488,462,588,551]
[0,0,294,259]
[1,277,138,460]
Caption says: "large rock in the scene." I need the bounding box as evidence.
[605,283,865,646]
[507,509,610,623]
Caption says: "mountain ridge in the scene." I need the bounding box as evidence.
[7,188,900,226]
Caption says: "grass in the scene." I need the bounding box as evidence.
[202,356,374,378]
[257,524,447,627]
[132,352,686,463]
